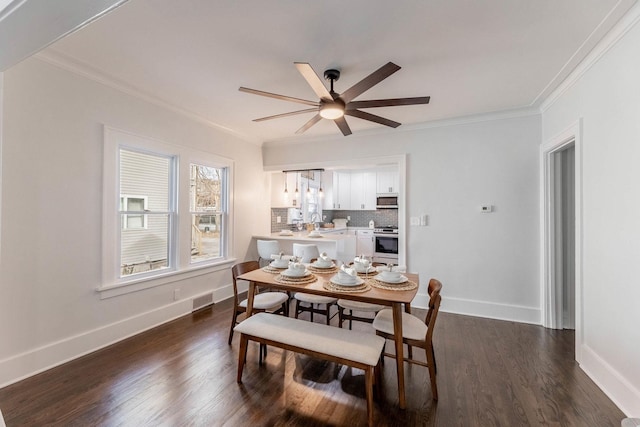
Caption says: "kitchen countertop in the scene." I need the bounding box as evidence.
[255,231,354,242]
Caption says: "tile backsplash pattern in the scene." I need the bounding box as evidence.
[325,209,398,228]
[270,208,398,232]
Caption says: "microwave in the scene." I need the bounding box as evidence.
[376,195,398,209]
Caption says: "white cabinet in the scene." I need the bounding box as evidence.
[350,171,377,210]
[321,172,334,211]
[376,170,399,194]
[356,230,375,257]
[332,171,351,210]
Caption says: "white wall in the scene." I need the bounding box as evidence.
[541,8,640,416]
[0,57,269,386]
[263,113,541,322]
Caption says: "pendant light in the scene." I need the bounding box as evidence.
[283,172,289,201]
[318,171,324,198]
[306,174,312,200]
[294,173,299,198]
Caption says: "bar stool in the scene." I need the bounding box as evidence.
[292,243,319,263]
[257,240,280,267]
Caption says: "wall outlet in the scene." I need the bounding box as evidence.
[174,288,181,301]
[480,205,493,213]
[420,214,428,226]
[276,216,281,223]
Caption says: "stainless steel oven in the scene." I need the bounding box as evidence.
[373,227,399,264]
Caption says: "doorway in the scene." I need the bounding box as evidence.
[541,120,582,351]
[552,145,575,329]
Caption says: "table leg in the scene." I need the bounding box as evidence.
[392,302,406,409]
[246,281,256,317]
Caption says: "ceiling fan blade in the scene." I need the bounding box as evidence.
[339,62,402,104]
[345,109,401,128]
[347,96,430,110]
[239,87,319,107]
[295,114,323,134]
[252,108,318,122]
[334,116,352,136]
[295,62,333,101]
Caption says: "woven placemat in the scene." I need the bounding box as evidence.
[262,266,287,274]
[275,274,317,285]
[367,278,418,291]
[355,270,379,277]
[308,265,339,274]
[322,281,371,293]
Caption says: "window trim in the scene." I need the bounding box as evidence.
[101,126,234,295]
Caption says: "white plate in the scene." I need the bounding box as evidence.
[307,234,323,238]
[281,269,309,278]
[377,274,408,284]
[330,275,365,287]
[354,266,376,274]
[279,231,293,236]
[312,261,335,269]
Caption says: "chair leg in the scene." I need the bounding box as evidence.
[310,304,314,322]
[348,309,353,330]
[426,344,438,401]
[237,334,248,383]
[365,366,375,427]
[338,306,344,328]
[228,309,239,345]
[432,346,437,374]
[294,299,300,319]
[325,304,331,325]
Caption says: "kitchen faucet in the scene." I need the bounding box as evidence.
[310,212,321,229]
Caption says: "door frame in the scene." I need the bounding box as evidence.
[540,119,583,360]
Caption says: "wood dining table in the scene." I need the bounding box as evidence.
[236,267,419,409]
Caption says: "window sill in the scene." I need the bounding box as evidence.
[97,258,237,299]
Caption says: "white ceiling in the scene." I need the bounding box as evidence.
[40,0,633,144]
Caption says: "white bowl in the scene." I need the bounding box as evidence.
[354,265,375,273]
[378,273,408,284]
[314,260,333,268]
[270,260,288,268]
[378,270,401,281]
[282,268,308,278]
[337,271,357,284]
[331,275,364,287]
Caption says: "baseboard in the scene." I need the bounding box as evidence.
[0,296,195,388]
[412,294,541,325]
[580,344,640,416]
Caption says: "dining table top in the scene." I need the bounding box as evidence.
[237,267,419,306]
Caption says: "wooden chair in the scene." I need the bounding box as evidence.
[228,261,289,346]
[372,278,442,400]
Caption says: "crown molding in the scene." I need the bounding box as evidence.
[541,0,640,113]
[33,49,262,145]
[262,105,541,148]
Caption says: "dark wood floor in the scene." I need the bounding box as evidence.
[0,297,625,426]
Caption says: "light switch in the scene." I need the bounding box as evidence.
[480,205,493,213]
[276,216,282,223]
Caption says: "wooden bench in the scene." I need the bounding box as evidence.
[235,312,385,427]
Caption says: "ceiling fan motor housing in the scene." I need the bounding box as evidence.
[323,69,340,82]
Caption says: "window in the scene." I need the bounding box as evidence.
[190,163,225,263]
[102,127,233,292]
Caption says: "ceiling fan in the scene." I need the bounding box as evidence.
[239,62,430,136]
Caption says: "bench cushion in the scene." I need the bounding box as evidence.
[235,313,385,366]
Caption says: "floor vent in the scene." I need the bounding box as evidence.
[192,293,214,311]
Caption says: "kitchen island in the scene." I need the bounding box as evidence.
[252,231,356,262]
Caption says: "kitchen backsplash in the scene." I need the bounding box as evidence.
[270,208,398,232]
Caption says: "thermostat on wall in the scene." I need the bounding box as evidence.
[480,205,493,213]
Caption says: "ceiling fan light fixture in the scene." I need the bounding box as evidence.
[319,103,344,120]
